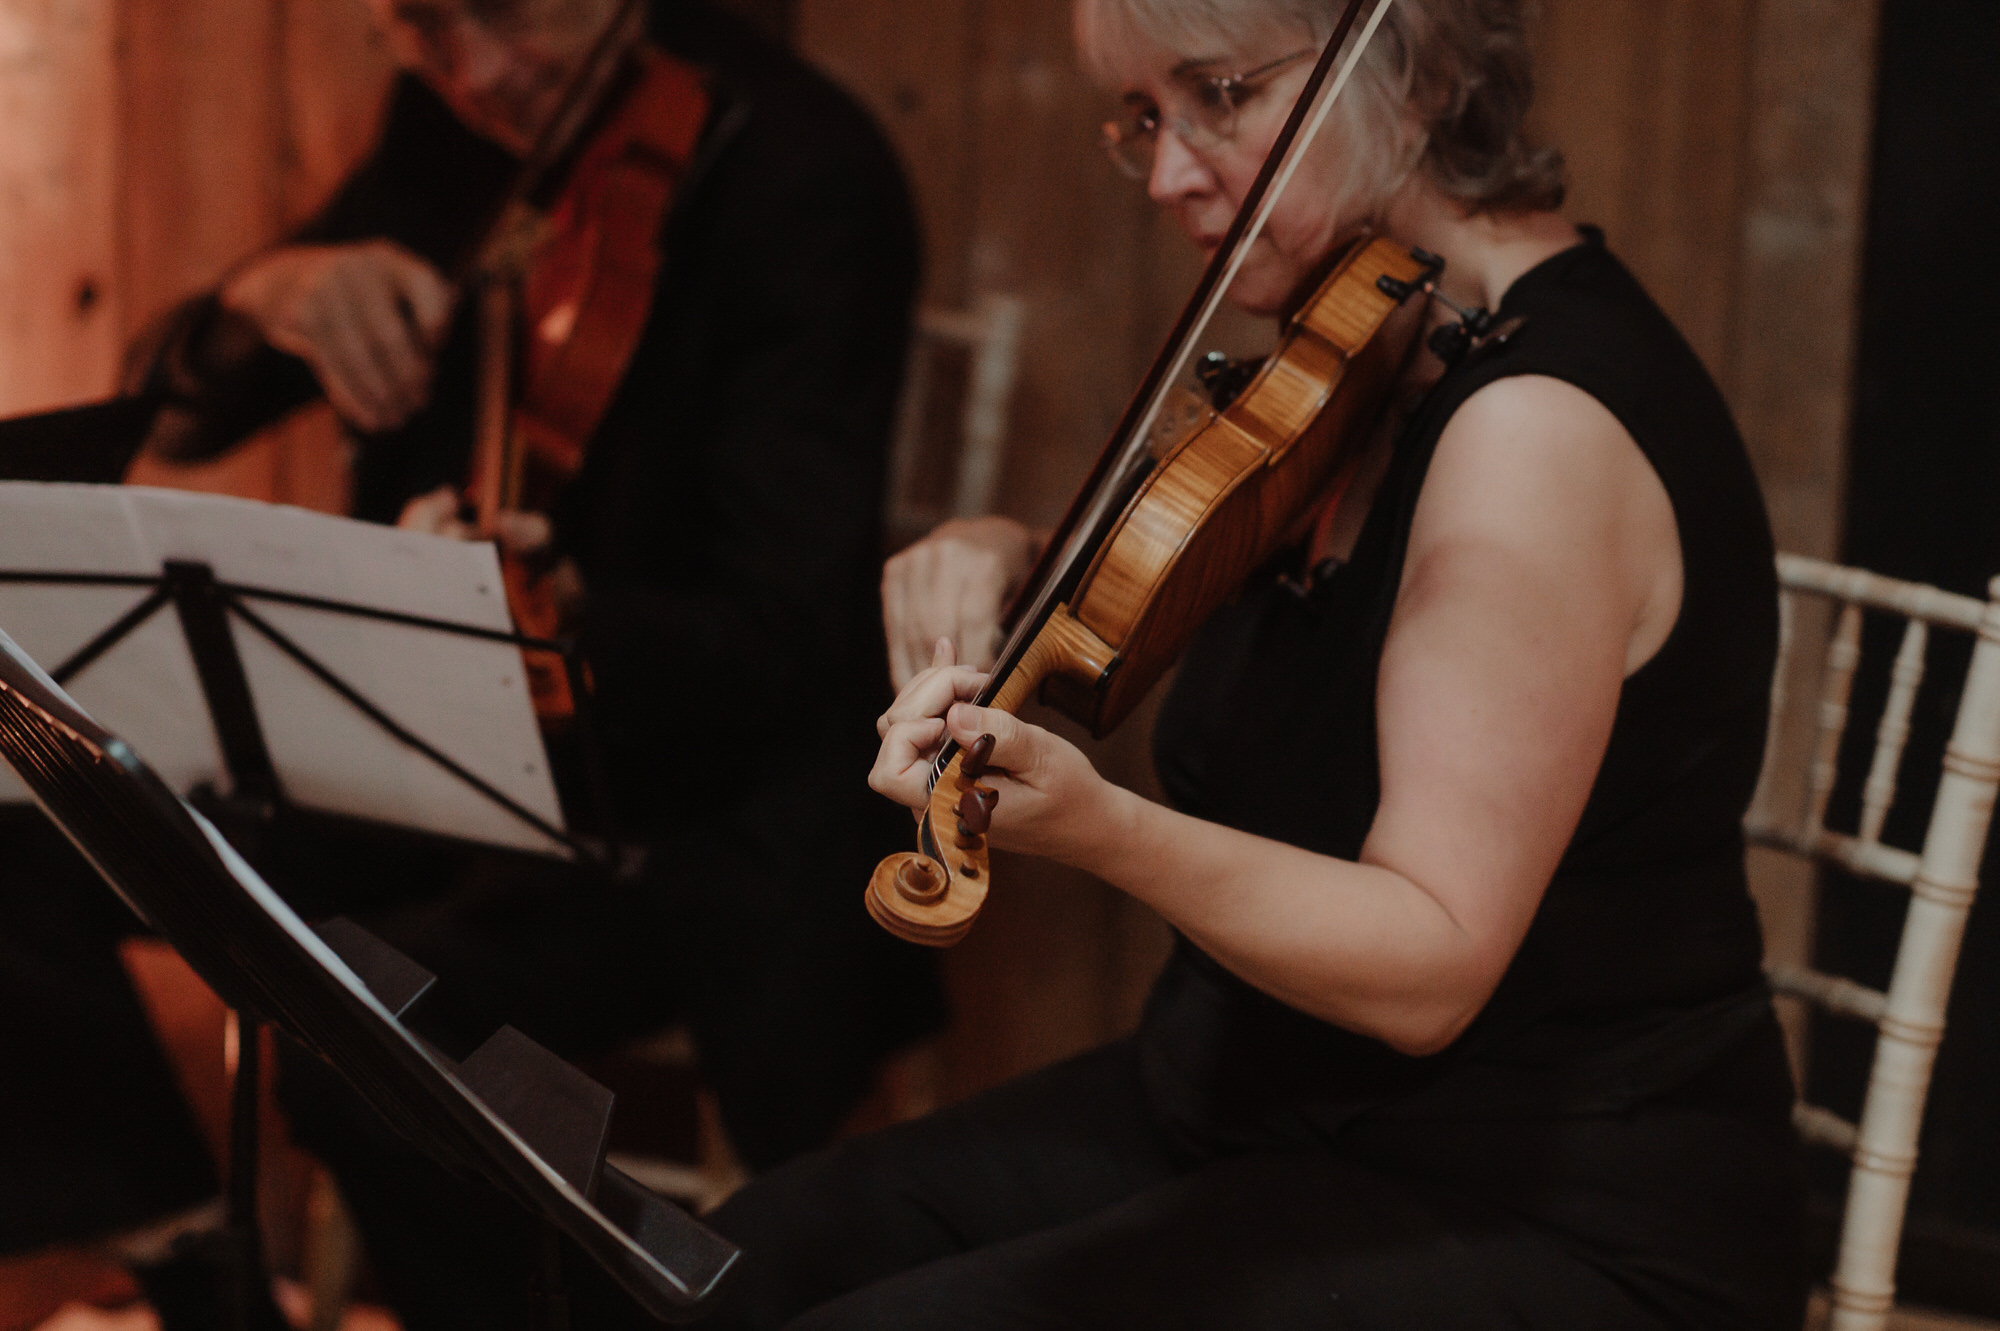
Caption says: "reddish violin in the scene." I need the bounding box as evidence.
[464,0,713,720]
[865,0,1433,945]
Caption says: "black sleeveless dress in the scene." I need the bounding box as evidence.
[1144,227,1806,1326]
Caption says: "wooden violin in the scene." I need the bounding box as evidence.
[866,0,1434,946]
[463,0,713,720]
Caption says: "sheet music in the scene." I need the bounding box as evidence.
[0,483,566,855]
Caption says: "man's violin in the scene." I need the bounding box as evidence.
[464,0,714,719]
[866,0,1435,946]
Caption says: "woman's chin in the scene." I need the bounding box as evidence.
[1223,276,1292,319]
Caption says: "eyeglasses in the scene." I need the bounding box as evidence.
[1100,49,1316,180]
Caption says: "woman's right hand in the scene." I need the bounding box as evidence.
[882,516,1043,690]
[221,240,454,434]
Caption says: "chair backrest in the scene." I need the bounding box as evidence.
[1746,553,2000,1331]
[884,293,1025,546]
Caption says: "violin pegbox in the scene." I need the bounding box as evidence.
[865,735,998,947]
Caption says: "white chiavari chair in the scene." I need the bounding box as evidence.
[1747,553,2000,1331]
[884,293,1026,548]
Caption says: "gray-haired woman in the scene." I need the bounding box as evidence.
[699,1,1805,1325]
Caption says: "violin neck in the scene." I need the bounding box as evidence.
[462,0,649,526]
[470,275,519,534]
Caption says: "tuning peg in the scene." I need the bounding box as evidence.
[959,733,996,784]
[956,784,998,838]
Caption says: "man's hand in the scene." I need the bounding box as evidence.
[397,485,474,539]
[222,240,454,434]
[398,487,587,622]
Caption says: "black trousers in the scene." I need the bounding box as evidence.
[688,1039,1640,1327]
[691,1041,1697,1331]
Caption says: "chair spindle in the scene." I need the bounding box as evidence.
[1808,603,1864,839]
[1858,620,1928,845]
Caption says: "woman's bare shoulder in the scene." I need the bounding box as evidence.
[1417,373,1660,549]
[1409,372,1682,671]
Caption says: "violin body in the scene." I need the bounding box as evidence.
[867,237,1432,946]
[1052,239,1431,736]
[516,48,711,474]
[468,41,712,720]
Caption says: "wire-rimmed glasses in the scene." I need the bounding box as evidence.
[1100,49,1315,180]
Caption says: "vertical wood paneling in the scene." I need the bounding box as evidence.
[1536,0,1759,382]
[116,0,284,336]
[1727,0,1878,1024]
[961,2,1154,525]
[1728,0,1876,560]
[119,0,388,512]
[798,0,980,307]
[278,0,394,226]
[1535,0,1877,554]
[0,0,123,413]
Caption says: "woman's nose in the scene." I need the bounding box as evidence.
[1147,128,1214,208]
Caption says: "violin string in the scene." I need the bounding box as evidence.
[946,0,1401,792]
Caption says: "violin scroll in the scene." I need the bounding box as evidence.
[866,608,1117,946]
[865,746,993,946]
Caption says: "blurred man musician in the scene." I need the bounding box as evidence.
[0,0,939,1325]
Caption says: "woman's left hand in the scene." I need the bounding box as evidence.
[870,639,1123,865]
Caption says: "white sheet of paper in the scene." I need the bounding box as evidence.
[0,483,566,855]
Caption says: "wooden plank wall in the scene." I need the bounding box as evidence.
[797,0,1882,1097]
[0,0,393,505]
[0,0,124,413]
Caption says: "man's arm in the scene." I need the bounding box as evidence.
[126,77,515,461]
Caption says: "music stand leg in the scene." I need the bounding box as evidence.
[225,1012,269,1331]
[535,1219,572,1331]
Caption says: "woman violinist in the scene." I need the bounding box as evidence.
[701,0,1806,1326]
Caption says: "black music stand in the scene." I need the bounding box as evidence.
[0,554,608,1328]
[0,414,663,1322]
[0,628,737,1322]
[0,556,609,859]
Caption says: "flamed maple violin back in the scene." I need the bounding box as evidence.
[869,239,1432,947]
[1050,238,1430,734]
